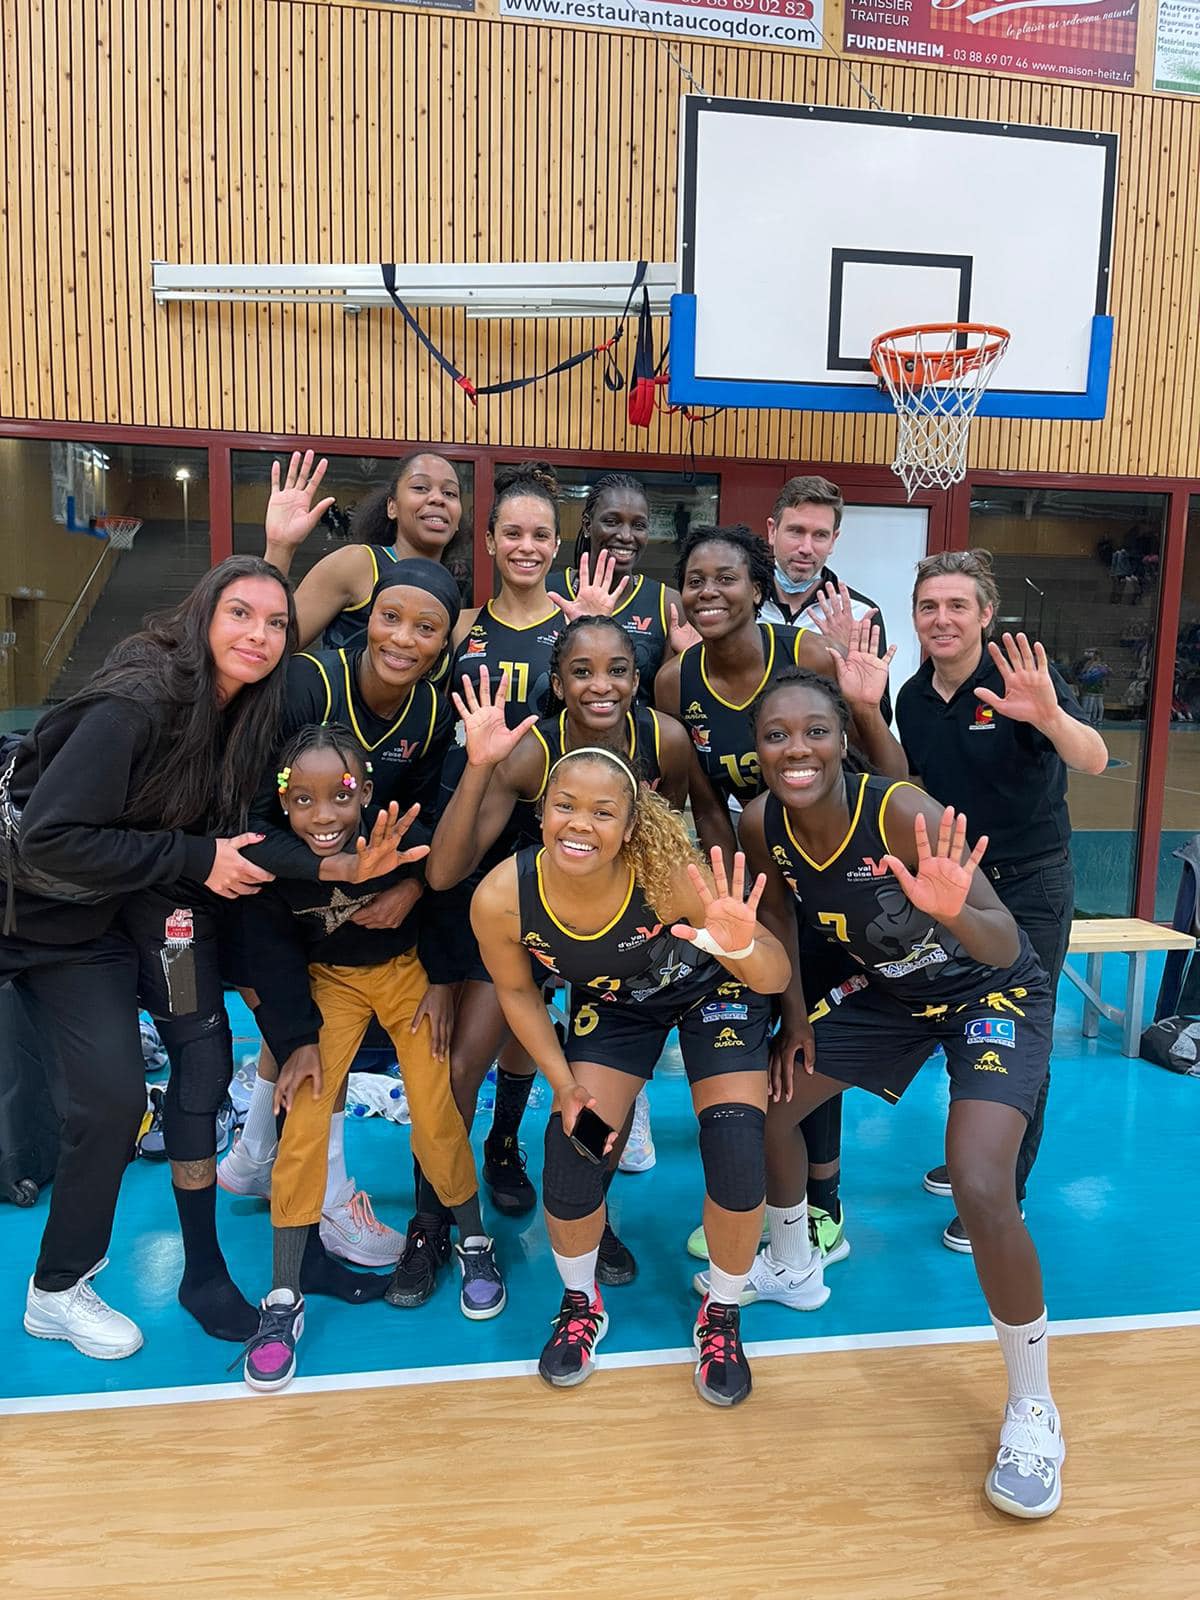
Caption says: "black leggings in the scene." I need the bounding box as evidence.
[2,886,232,1292]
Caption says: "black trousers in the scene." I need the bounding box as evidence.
[992,853,1075,1203]
[1,885,232,1292]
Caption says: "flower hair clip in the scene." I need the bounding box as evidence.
[276,766,291,793]
[340,772,358,791]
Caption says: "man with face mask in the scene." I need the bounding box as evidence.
[759,476,891,722]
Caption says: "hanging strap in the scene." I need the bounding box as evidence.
[380,261,648,404]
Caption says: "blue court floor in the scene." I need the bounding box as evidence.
[1,955,1197,1407]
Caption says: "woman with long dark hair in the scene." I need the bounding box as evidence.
[8,555,295,1359]
[262,449,467,649]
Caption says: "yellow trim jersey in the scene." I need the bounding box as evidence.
[679,622,807,806]
[545,569,671,701]
[449,601,564,728]
[764,774,1039,1006]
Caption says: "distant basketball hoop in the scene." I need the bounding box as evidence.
[870,324,1010,499]
[97,515,143,551]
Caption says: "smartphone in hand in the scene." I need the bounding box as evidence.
[568,1105,612,1164]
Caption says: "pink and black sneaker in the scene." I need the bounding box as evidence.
[537,1288,608,1388]
[693,1295,751,1407]
[242,1289,305,1393]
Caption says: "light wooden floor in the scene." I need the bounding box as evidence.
[1,1328,1196,1599]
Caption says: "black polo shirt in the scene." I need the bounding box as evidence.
[895,646,1090,867]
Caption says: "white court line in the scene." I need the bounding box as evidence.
[2,1307,1197,1419]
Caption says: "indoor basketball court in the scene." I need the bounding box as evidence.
[1,4,1199,1598]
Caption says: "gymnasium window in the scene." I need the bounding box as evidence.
[969,484,1168,918]
[0,437,209,730]
[1155,497,1200,918]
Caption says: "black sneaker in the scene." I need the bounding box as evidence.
[942,1215,972,1253]
[693,1296,751,1407]
[923,1163,953,1197]
[483,1134,536,1215]
[538,1288,608,1387]
[596,1219,637,1286]
[385,1217,451,1308]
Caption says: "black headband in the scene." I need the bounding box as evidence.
[370,558,461,633]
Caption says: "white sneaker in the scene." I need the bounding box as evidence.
[985,1399,1066,1519]
[619,1087,656,1173]
[742,1246,830,1311]
[216,1132,275,1198]
[24,1259,143,1360]
[691,1267,757,1307]
[320,1180,405,1267]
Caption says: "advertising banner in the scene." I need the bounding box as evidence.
[843,0,1139,87]
[501,0,823,52]
[1155,0,1200,91]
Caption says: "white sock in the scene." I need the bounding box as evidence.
[706,1260,747,1306]
[323,1113,348,1208]
[552,1247,599,1301]
[992,1308,1053,1405]
[767,1201,814,1271]
[239,1071,278,1163]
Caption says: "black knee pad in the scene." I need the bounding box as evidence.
[542,1113,606,1221]
[698,1102,766,1213]
[157,1009,233,1161]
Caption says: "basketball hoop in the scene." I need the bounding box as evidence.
[870,324,1010,499]
[97,515,143,551]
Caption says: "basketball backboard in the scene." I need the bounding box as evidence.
[669,98,1117,419]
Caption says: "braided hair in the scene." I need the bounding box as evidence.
[572,472,648,572]
[674,524,774,614]
[276,722,370,791]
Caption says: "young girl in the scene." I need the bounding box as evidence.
[10,556,294,1358]
[239,724,505,1394]
[262,449,467,649]
[471,747,790,1408]
[547,473,696,702]
[739,669,1064,1518]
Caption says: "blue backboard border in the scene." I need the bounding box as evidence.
[668,296,1114,421]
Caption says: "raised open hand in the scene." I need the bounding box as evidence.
[671,848,764,957]
[265,450,335,552]
[880,807,987,923]
[975,632,1060,729]
[809,581,877,654]
[350,801,430,883]
[829,615,897,710]
[548,550,630,622]
[451,666,538,767]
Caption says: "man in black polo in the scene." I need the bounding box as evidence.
[896,550,1109,1252]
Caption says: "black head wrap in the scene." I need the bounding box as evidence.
[369,558,461,633]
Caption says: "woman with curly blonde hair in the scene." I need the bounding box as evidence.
[471,745,789,1408]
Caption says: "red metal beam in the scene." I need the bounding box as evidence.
[1133,486,1191,919]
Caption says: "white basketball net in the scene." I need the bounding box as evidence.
[99,516,143,550]
[871,325,1010,499]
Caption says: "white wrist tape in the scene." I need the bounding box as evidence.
[689,928,756,961]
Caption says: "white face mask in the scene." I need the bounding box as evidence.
[774,563,818,598]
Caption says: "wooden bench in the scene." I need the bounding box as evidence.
[1064,919,1196,1057]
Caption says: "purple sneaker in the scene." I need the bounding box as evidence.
[455,1240,506,1321]
[243,1289,305,1392]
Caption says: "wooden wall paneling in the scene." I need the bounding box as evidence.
[0,5,14,418]
[41,3,67,426]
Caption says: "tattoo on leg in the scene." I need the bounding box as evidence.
[171,1157,217,1190]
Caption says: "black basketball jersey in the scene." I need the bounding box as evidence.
[679,623,807,805]
[763,774,1039,1007]
[546,569,670,701]
[515,846,715,1001]
[449,601,564,729]
[293,647,452,814]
